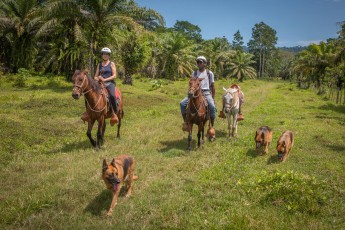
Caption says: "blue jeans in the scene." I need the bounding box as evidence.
[180,91,216,121]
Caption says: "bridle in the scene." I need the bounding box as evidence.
[73,73,92,96]
[73,73,107,113]
[188,82,206,117]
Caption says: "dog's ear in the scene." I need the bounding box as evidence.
[102,159,108,173]
[111,158,116,167]
[255,131,257,140]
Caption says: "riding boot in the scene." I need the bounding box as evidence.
[211,117,215,127]
[219,110,226,118]
[81,111,89,123]
[237,106,244,121]
[182,113,189,132]
[109,97,119,126]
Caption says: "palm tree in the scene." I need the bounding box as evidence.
[225,51,256,82]
[294,42,336,91]
[158,32,197,80]
[0,0,42,71]
[201,37,232,78]
[37,0,88,76]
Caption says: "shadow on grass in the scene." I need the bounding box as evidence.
[246,149,258,158]
[45,140,91,154]
[158,138,190,157]
[267,155,279,164]
[158,137,212,157]
[84,190,111,216]
[84,188,128,216]
[319,103,345,114]
[215,129,228,138]
[326,144,345,153]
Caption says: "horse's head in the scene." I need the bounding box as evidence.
[72,70,88,99]
[188,77,204,99]
[223,87,238,114]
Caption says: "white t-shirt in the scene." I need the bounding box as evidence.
[192,69,214,91]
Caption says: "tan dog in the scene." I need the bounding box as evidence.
[102,155,138,216]
[255,126,273,155]
[276,131,294,162]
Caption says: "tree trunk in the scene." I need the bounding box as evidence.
[89,41,95,77]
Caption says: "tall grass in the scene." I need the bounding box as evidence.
[0,76,344,229]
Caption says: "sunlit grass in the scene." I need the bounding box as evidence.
[0,76,344,229]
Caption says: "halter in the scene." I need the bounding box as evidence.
[224,91,239,113]
[189,85,201,98]
[188,86,206,117]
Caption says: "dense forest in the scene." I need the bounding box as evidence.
[0,0,344,103]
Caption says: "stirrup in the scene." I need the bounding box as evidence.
[237,114,244,121]
[110,114,118,126]
[219,111,226,118]
[182,122,189,132]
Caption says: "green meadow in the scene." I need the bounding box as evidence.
[0,76,344,229]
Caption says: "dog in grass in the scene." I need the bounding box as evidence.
[102,155,138,216]
[276,130,294,162]
[255,126,273,155]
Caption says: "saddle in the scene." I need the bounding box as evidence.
[98,82,121,108]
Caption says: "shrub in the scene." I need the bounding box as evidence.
[13,68,31,88]
[241,170,328,214]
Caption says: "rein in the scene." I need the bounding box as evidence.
[188,88,206,117]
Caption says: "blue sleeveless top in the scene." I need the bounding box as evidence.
[99,62,114,84]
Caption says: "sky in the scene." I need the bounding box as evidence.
[135,0,345,47]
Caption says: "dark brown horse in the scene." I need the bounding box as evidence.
[186,77,209,151]
[72,70,124,148]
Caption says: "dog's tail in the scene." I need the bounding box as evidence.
[133,175,139,180]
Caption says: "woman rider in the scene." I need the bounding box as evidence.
[81,47,118,125]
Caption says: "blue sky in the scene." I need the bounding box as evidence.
[135,0,345,47]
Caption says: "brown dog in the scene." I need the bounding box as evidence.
[255,126,273,155]
[102,155,138,216]
[276,130,294,162]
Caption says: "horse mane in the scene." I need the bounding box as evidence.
[87,75,100,92]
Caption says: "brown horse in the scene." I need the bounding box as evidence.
[72,70,124,148]
[186,77,210,151]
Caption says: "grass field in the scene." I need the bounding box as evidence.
[0,75,344,229]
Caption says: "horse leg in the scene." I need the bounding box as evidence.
[226,115,232,139]
[231,115,236,137]
[187,123,192,152]
[87,120,96,147]
[102,120,106,141]
[116,116,121,139]
[96,117,105,148]
[197,128,201,147]
[201,123,205,144]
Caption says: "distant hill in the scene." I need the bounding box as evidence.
[278,46,306,53]
[242,46,306,54]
